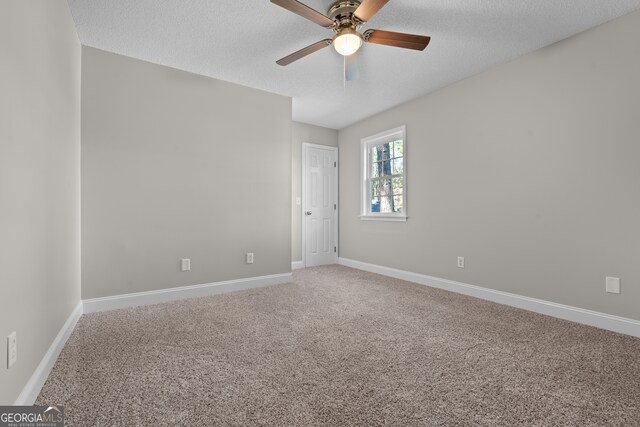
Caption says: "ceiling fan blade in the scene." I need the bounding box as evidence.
[345,51,360,82]
[276,39,333,66]
[363,29,431,51]
[271,0,335,28]
[353,0,389,22]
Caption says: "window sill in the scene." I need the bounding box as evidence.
[359,215,407,222]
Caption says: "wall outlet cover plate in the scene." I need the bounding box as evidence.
[7,331,17,368]
[605,276,620,294]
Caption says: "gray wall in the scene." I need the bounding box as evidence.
[291,122,339,263]
[0,1,81,404]
[82,47,292,299]
[339,10,640,321]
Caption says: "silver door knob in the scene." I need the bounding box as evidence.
[305,211,312,215]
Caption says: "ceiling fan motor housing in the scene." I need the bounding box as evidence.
[328,0,364,31]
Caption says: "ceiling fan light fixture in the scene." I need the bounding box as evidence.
[333,28,363,56]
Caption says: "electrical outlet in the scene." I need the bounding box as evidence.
[246,252,254,264]
[457,257,465,268]
[605,277,620,294]
[181,258,191,272]
[7,332,17,369]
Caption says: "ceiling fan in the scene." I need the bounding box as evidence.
[271,0,431,81]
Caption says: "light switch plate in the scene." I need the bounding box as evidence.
[181,258,191,272]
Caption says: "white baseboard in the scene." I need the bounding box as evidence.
[14,301,83,405]
[14,273,291,404]
[83,272,292,314]
[291,261,304,270]
[338,257,640,339]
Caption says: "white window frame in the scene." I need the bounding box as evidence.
[360,125,407,221]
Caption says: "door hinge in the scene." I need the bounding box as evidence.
[334,246,337,253]
[334,204,336,210]
[334,161,337,167]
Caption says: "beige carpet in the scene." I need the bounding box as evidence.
[37,265,640,426]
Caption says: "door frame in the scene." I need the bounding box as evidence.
[301,143,339,267]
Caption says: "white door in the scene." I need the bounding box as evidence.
[303,144,338,267]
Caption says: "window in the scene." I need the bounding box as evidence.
[361,125,406,221]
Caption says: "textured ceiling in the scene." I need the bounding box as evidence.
[68,0,640,129]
